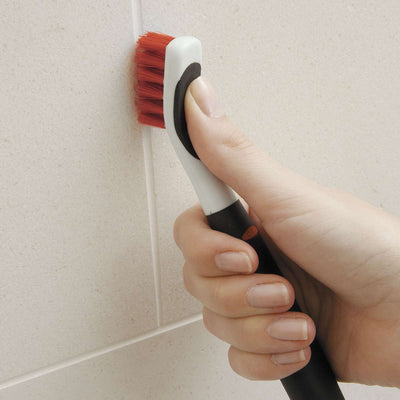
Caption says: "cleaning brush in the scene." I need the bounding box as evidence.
[134,31,345,400]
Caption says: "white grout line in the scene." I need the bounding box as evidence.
[141,127,162,327]
[131,0,162,327]
[0,1,184,393]
[0,314,203,390]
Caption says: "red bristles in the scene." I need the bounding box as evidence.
[134,32,175,128]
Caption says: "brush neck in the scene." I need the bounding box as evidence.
[163,37,238,215]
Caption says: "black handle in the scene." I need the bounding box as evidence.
[206,199,345,400]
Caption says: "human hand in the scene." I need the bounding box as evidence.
[174,77,400,388]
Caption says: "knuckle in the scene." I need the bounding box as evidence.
[173,212,185,247]
[227,346,263,381]
[222,128,254,153]
[185,241,202,265]
[227,346,241,376]
[233,317,248,348]
[213,279,235,316]
[202,307,212,333]
[237,317,258,351]
[182,262,193,294]
[245,358,271,381]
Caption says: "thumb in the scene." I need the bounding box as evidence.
[184,76,323,228]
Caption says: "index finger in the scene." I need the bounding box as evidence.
[174,204,259,277]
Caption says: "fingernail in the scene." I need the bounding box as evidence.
[189,77,224,118]
[271,350,306,365]
[215,251,252,273]
[267,318,308,341]
[246,284,290,308]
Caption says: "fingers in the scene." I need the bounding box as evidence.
[174,204,259,277]
[175,203,314,380]
[219,300,314,381]
[184,269,295,318]
[175,203,295,317]
[228,345,312,381]
[203,308,315,355]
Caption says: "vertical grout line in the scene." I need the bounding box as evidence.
[142,129,162,327]
[131,0,162,327]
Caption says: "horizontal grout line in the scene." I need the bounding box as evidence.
[0,313,203,391]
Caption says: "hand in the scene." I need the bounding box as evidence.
[174,77,400,388]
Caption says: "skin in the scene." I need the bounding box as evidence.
[173,77,400,388]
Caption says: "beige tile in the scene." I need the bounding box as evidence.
[1,320,399,400]
[144,1,400,324]
[0,0,156,382]
[0,320,286,400]
[151,130,202,324]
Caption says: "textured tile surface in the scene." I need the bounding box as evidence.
[151,130,202,324]
[2,0,400,399]
[0,320,398,400]
[0,0,155,382]
[143,0,400,324]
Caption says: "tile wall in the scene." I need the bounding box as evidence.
[1,0,399,398]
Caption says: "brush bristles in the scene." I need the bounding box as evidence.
[134,32,175,128]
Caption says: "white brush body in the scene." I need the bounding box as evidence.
[163,36,237,216]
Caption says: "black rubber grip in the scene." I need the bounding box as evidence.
[207,199,345,400]
[173,62,201,159]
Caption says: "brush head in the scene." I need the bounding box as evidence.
[134,32,175,128]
